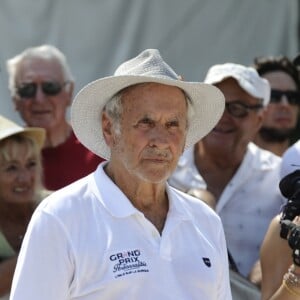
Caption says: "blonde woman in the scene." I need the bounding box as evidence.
[0,115,49,300]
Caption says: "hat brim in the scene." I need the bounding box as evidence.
[71,75,225,159]
[22,128,45,148]
[0,126,45,149]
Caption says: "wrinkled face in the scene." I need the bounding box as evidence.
[13,57,73,132]
[0,141,39,204]
[103,83,188,183]
[262,71,299,131]
[203,78,263,157]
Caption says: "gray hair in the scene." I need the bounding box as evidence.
[103,84,194,135]
[6,44,74,96]
[103,92,123,136]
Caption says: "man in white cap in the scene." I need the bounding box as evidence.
[169,63,285,284]
[10,49,232,299]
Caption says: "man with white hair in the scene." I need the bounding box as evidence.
[169,63,285,283]
[6,45,104,190]
[10,49,232,299]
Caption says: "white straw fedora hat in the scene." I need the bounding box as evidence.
[0,115,45,148]
[71,49,225,159]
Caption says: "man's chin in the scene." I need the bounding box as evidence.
[259,127,294,142]
[140,168,172,184]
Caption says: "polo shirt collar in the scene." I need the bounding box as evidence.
[92,162,190,222]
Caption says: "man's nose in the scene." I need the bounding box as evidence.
[34,85,47,102]
[149,126,169,147]
[279,95,290,106]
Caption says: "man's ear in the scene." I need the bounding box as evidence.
[102,112,114,147]
[13,97,20,111]
[66,82,74,106]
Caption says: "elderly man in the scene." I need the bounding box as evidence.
[169,63,285,282]
[6,45,104,190]
[10,49,232,299]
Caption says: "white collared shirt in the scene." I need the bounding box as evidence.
[11,162,232,300]
[169,142,285,277]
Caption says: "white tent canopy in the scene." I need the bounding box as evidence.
[0,0,298,123]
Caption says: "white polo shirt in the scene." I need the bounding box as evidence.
[11,162,231,300]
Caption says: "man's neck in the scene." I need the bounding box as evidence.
[104,162,169,234]
[44,122,72,148]
[194,142,242,200]
[254,134,289,156]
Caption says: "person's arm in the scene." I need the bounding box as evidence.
[269,264,300,300]
[10,209,74,300]
[248,259,262,287]
[0,255,17,296]
[260,215,293,299]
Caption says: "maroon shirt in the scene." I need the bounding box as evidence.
[42,131,104,190]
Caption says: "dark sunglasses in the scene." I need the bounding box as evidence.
[270,89,300,105]
[16,81,69,99]
[225,101,263,118]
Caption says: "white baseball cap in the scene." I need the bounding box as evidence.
[204,63,271,106]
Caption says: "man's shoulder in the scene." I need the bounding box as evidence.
[38,174,96,217]
[247,142,282,167]
[42,131,104,168]
[284,140,300,157]
[169,186,221,221]
[42,131,94,155]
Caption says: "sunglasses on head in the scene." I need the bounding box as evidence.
[16,81,68,99]
[270,89,300,105]
[225,101,263,118]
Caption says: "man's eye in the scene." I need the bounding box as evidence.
[139,118,154,127]
[141,118,151,123]
[166,120,179,128]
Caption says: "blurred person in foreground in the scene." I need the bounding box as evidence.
[6,45,104,190]
[169,63,284,283]
[253,55,300,156]
[260,168,300,299]
[260,214,300,300]
[10,49,232,299]
[0,115,49,300]
[259,139,300,299]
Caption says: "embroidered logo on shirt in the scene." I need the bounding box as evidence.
[202,257,211,267]
[109,249,149,278]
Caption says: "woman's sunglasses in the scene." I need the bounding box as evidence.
[16,81,69,99]
[270,89,300,105]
